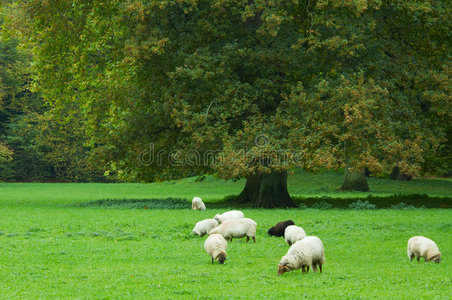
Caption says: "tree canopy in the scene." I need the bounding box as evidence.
[2,0,450,203]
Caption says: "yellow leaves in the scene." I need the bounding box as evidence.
[324,36,348,51]
[125,1,146,21]
[316,0,381,15]
[0,142,13,162]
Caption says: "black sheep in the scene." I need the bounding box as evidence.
[267,220,295,237]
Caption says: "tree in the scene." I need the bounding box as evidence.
[0,6,105,182]
[8,0,451,204]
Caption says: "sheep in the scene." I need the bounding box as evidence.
[268,220,295,237]
[214,210,244,223]
[278,236,325,275]
[204,233,227,264]
[209,218,257,242]
[284,225,306,246]
[192,219,219,237]
[407,236,442,263]
[192,196,206,210]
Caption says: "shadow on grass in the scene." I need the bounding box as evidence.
[74,194,451,210]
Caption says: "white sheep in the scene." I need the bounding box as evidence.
[204,233,227,264]
[192,219,219,237]
[278,236,325,275]
[284,225,306,246]
[209,218,257,242]
[214,210,244,223]
[192,196,206,210]
[407,236,442,263]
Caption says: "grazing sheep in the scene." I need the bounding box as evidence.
[214,210,244,223]
[192,197,206,210]
[192,219,219,237]
[284,225,306,246]
[278,236,325,275]
[407,236,442,263]
[204,234,227,264]
[209,218,257,242]
[268,220,295,237]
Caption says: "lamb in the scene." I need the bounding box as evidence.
[284,225,306,246]
[407,236,442,263]
[192,196,206,210]
[278,236,325,275]
[192,219,219,237]
[209,218,257,242]
[214,210,244,223]
[268,220,295,237]
[204,233,227,264]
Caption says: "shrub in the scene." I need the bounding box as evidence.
[390,202,419,210]
[348,200,377,210]
[311,201,333,209]
[76,198,190,209]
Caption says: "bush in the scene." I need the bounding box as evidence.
[76,198,190,209]
[348,200,377,210]
[390,202,420,210]
[311,201,333,209]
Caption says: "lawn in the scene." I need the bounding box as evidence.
[0,171,451,298]
[1,170,451,208]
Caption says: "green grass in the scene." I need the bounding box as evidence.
[0,208,451,298]
[0,171,451,298]
[1,170,451,208]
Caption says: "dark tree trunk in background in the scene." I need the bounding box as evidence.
[340,168,370,191]
[389,166,412,181]
[236,171,297,208]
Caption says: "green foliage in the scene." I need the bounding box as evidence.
[390,202,420,210]
[347,200,377,210]
[6,0,449,184]
[310,200,334,210]
[0,12,106,182]
[77,198,190,209]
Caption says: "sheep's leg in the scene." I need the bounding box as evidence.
[252,236,256,243]
[302,266,306,273]
[246,237,250,243]
[417,257,420,262]
[306,266,310,273]
[211,257,214,264]
[319,264,323,273]
[312,263,318,272]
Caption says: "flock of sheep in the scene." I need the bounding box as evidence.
[191,197,442,275]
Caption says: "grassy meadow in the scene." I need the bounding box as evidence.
[0,171,451,298]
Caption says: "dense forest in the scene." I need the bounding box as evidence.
[0,0,450,205]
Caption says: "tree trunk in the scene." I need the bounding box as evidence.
[389,166,412,181]
[236,171,297,208]
[340,168,370,191]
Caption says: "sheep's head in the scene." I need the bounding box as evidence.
[431,254,442,263]
[214,214,221,222]
[217,253,227,264]
[267,227,275,236]
[277,263,290,275]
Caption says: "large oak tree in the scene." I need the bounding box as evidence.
[6,0,451,206]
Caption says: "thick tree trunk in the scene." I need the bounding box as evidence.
[389,166,412,181]
[340,168,370,192]
[236,171,297,208]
